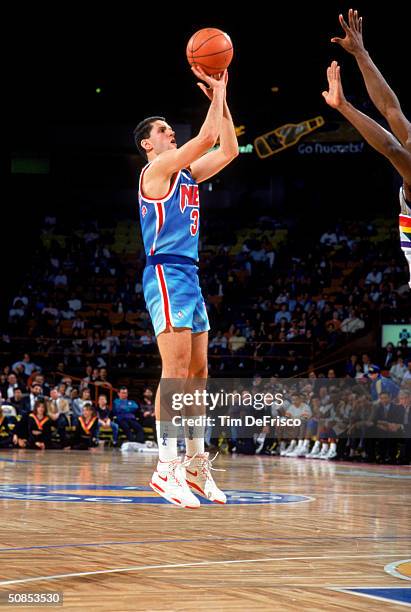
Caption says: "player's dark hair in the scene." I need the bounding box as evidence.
[133,116,165,160]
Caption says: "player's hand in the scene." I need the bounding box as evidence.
[322,61,346,109]
[191,66,227,100]
[331,8,365,56]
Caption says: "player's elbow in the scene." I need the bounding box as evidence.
[384,141,403,161]
[223,144,240,161]
[198,132,218,150]
[231,145,240,159]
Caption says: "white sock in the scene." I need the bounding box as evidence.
[184,422,205,457]
[156,421,178,463]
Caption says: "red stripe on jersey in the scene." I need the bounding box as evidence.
[156,264,172,327]
[139,165,180,201]
[400,214,411,228]
[150,202,165,255]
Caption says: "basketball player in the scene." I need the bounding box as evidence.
[134,67,238,507]
[323,9,411,286]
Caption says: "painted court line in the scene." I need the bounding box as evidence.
[0,553,404,587]
[385,560,411,582]
[331,587,411,608]
[0,535,409,553]
[0,457,33,463]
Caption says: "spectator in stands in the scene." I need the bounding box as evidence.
[49,387,71,422]
[320,230,338,246]
[28,383,44,411]
[365,267,382,286]
[209,330,228,352]
[71,403,99,450]
[72,388,92,422]
[281,393,312,457]
[0,406,16,448]
[96,394,119,446]
[372,391,404,463]
[140,387,156,440]
[47,396,69,448]
[397,389,411,464]
[31,374,51,398]
[274,304,291,325]
[390,357,408,385]
[402,361,411,384]
[10,388,30,414]
[100,329,120,356]
[112,387,144,443]
[361,354,372,376]
[12,354,41,377]
[68,295,83,313]
[381,342,396,370]
[28,399,51,450]
[340,309,365,334]
[0,373,23,400]
[368,365,400,401]
[8,300,26,323]
[345,354,359,378]
[59,301,75,320]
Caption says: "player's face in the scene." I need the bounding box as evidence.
[148,120,177,155]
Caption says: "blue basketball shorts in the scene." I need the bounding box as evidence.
[143,263,210,336]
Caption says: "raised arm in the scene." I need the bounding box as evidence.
[331,8,411,146]
[148,73,226,179]
[190,67,239,183]
[322,61,411,186]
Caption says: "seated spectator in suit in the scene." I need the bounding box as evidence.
[10,388,31,415]
[0,373,25,401]
[372,392,404,463]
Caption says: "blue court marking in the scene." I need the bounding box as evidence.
[0,484,313,505]
[0,457,33,463]
[0,535,409,554]
[337,587,411,606]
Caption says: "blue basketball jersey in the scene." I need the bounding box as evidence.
[138,164,200,261]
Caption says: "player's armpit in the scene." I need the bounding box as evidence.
[386,144,411,186]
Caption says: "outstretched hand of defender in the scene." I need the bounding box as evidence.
[322,61,347,109]
[331,8,365,56]
[191,66,227,100]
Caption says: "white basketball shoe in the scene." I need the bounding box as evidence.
[185,452,227,504]
[150,457,200,508]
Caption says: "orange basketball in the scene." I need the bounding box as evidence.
[186,28,233,76]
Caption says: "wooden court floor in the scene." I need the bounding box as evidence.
[0,450,410,611]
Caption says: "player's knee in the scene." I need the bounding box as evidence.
[188,364,208,379]
[163,365,190,379]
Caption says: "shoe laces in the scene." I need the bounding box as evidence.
[195,452,226,480]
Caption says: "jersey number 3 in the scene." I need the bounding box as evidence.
[190,209,199,236]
